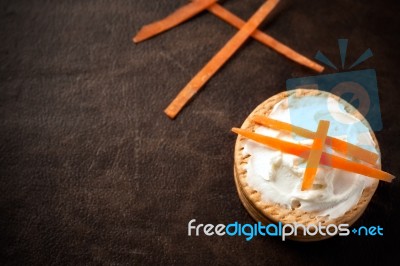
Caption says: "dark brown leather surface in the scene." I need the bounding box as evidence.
[1,0,399,265]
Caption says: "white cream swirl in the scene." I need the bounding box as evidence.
[243,94,379,219]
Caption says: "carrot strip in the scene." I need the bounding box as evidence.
[207,4,324,72]
[133,0,217,43]
[253,115,379,165]
[133,0,324,72]
[301,120,330,190]
[164,0,281,119]
[232,128,394,182]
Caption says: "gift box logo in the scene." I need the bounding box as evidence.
[286,39,382,132]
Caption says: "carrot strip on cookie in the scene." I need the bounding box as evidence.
[253,115,379,165]
[207,4,324,72]
[133,0,218,43]
[232,128,394,182]
[301,120,330,190]
[164,0,281,119]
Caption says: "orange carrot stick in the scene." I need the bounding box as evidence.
[253,115,379,165]
[164,0,281,119]
[133,0,217,43]
[207,4,324,72]
[232,128,394,183]
[301,120,330,190]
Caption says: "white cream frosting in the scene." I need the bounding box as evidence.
[243,94,379,219]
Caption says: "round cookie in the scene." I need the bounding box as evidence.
[233,89,380,241]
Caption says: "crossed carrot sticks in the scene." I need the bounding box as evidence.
[133,0,324,118]
[232,117,394,188]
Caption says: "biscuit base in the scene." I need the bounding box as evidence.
[233,89,380,241]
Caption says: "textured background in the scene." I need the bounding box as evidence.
[1,0,399,265]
